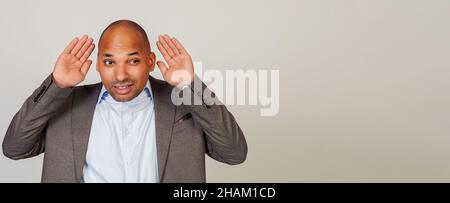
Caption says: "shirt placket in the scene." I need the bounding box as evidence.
[122,104,132,182]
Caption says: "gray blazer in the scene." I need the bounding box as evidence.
[2,74,247,183]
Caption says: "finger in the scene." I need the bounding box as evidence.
[80,60,92,76]
[158,35,175,57]
[70,35,88,55]
[163,34,180,55]
[63,37,79,54]
[171,37,187,54]
[157,41,172,62]
[80,44,95,63]
[157,60,168,75]
[76,37,93,59]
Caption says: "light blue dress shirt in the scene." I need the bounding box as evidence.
[81,81,159,183]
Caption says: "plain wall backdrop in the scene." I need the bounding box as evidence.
[1,0,450,182]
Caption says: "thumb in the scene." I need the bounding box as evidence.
[80,60,92,76]
[157,60,168,75]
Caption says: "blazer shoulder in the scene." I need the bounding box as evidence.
[73,82,102,92]
[149,75,169,86]
[149,75,173,93]
[71,82,102,102]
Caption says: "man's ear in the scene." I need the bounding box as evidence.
[96,58,100,72]
[148,52,156,73]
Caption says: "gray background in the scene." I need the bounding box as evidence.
[1,0,450,182]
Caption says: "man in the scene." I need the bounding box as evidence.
[2,20,247,183]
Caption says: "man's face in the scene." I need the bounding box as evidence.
[97,28,155,102]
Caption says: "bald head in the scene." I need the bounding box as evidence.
[98,20,151,55]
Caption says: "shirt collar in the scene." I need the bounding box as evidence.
[97,80,153,104]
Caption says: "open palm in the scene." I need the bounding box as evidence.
[52,35,95,88]
[156,35,194,87]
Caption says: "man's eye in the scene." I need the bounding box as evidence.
[130,59,140,64]
[104,60,114,65]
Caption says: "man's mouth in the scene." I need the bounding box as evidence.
[112,83,133,95]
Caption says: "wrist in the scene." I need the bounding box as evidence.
[51,73,70,89]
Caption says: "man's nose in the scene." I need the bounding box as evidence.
[114,65,128,82]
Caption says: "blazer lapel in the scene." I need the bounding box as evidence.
[149,76,176,182]
[71,83,102,183]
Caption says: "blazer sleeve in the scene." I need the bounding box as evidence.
[2,74,73,160]
[177,75,248,165]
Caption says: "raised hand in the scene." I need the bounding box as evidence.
[156,35,194,87]
[52,35,95,88]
